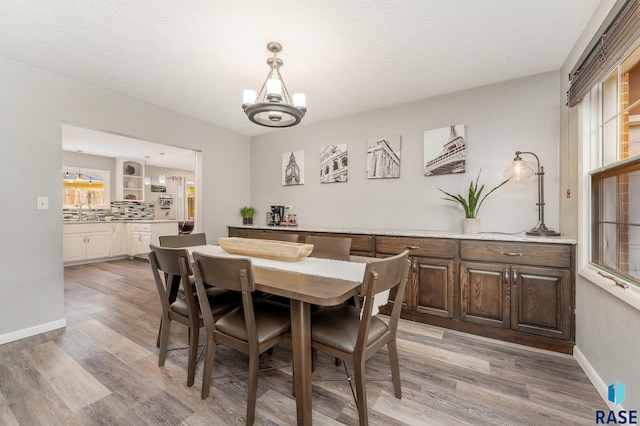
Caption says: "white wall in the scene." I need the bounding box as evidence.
[0,56,250,342]
[250,72,561,234]
[559,0,640,411]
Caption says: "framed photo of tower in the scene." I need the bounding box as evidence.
[282,150,304,186]
[423,124,466,176]
[366,135,401,179]
[320,144,348,183]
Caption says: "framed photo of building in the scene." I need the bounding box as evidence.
[320,144,348,183]
[423,124,466,176]
[282,150,304,186]
[366,136,401,179]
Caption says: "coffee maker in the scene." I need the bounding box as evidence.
[268,205,285,226]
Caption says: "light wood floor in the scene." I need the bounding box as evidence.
[0,259,604,425]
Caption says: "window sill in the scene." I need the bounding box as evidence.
[578,265,640,312]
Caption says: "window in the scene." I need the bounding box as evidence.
[62,167,110,209]
[589,42,640,286]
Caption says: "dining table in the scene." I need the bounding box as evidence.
[184,244,370,425]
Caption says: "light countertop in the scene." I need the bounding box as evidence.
[228,224,576,245]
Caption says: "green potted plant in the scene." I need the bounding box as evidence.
[239,206,256,225]
[104,208,113,222]
[438,171,510,233]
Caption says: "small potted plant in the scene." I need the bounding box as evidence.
[104,209,113,222]
[239,206,256,225]
[438,171,509,234]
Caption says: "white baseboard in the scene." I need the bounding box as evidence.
[0,319,66,345]
[574,345,626,412]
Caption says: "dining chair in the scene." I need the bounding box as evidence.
[192,252,291,425]
[159,232,207,248]
[154,233,209,348]
[310,250,411,426]
[305,235,352,258]
[259,232,299,242]
[148,244,241,387]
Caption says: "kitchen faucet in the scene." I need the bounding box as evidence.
[78,203,91,221]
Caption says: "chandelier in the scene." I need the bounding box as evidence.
[242,42,307,128]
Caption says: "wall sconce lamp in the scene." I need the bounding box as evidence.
[503,151,560,237]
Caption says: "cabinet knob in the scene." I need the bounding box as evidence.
[501,252,522,257]
[512,268,517,286]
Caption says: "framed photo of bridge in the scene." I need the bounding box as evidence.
[423,124,466,176]
[366,135,401,179]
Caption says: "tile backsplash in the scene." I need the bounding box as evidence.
[63,201,155,221]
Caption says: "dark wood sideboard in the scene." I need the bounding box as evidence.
[228,226,576,354]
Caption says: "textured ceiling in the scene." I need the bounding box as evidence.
[0,1,599,141]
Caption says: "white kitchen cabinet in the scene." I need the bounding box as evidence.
[63,223,110,262]
[110,222,126,256]
[127,221,178,256]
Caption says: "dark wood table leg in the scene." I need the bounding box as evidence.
[290,299,312,425]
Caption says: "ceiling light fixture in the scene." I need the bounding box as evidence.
[242,42,307,128]
[158,153,166,185]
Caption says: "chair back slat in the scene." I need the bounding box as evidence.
[149,244,191,275]
[159,233,207,248]
[192,253,255,293]
[305,235,352,257]
[260,232,299,242]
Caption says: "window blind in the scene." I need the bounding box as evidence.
[567,0,640,107]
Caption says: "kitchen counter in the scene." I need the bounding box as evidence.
[64,219,178,224]
[227,224,576,245]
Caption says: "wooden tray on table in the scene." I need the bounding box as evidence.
[218,237,313,262]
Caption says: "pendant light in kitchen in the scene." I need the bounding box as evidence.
[158,153,166,184]
[144,156,151,185]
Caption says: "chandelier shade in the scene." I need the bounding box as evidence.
[242,42,306,128]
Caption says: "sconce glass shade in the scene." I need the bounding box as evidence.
[503,159,534,180]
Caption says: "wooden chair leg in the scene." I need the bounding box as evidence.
[387,339,402,399]
[156,317,162,348]
[201,334,216,399]
[353,360,369,426]
[186,325,199,387]
[158,316,171,367]
[247,352,259,425]
[311,348,317,373]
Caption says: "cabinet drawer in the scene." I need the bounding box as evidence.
[376,236,454,259]
[141,223,152,232]
[460,241,571,268]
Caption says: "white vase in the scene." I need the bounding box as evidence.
[462,218,481,234]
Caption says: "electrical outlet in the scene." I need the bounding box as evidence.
[37,196,49,210]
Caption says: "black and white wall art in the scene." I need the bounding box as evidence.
[282,150,304,186]
[320,144,348,183]
[366,135,401,179]
[423,124,466,176]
